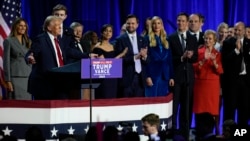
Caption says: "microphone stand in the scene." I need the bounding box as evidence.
[89,55,93,127]
[185,46,190,141]
[182,36,190,140]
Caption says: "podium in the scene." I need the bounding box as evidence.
[49,60,100,99]
[80,58,122,99]
[49,58,122,99]
[50,58,123,125]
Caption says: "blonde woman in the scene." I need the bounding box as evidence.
[145,16,174,97]
[214,22,229,51]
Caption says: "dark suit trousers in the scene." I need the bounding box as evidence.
[123,73,144,97]
[223,74,249,125]
[172,81,194,139]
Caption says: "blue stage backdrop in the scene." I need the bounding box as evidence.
[16,0,250,40]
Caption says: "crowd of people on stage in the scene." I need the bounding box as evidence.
[1,3,250,141]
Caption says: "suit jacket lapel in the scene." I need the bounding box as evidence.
[137,35,143,50]
[243,37,249,49]
[124,33,134,54]
[173,32,184,53]
[45,33,58,61]
[11,37,27,56]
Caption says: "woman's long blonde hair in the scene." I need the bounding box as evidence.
[148,16,169,49]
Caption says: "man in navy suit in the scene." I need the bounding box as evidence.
[52,4,80,63]
[168,12,198,140]
[52,4,70,40]
[26,15,97,100]
[115,14,149,98]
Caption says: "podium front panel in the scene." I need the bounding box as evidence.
[81,58,122,79]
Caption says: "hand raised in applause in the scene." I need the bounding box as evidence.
[182,50,194,59]
[210,52,217,61]
[204,51,211,60]
[236,38,242,51]
[140,46,148,60]
[186,50,194,58]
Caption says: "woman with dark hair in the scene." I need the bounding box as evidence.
[92,24,127,99]
[3,18,32,99]
[81,30,99,52]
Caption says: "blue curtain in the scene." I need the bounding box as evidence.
[225,0,250,26]
[20,0,249,39]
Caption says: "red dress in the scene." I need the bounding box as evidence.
[193,46,223,115]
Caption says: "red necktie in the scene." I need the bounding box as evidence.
[54,38,64,67]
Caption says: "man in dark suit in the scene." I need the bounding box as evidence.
[168,12,198,140]
[115,14,149,98]
[67,22,86,64]
[52,4,80,64]
[188,13,205,47]
[221,21,250,126]
[37,4,73,53]
[52,4,70,40]
[26,16,96,100]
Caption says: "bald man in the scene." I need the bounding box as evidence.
[221,21,250,126]
[188,13,205,47]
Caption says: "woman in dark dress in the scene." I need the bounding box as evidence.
[92,24,127,99]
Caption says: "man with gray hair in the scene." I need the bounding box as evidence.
[26,16,96,100]
[68,22,88,63]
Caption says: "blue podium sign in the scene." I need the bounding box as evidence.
[81,58,122,79]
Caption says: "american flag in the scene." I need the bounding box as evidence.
[0,96,173,141]
[0,0,22,98]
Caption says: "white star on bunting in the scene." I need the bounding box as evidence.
[160,121,167,131]
[103,125,106,131]
[2,126,12,136]
[51,126,58,137]
[84,125,89,133]
[117,125,123,131]
[132,123,138,132]
[68,126,75,135]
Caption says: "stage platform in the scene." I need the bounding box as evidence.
[0,94,172,141]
